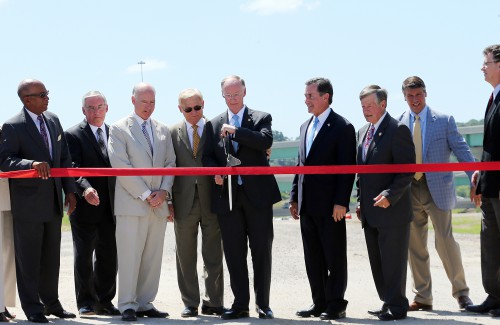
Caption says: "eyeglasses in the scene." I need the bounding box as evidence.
[182,105,203,113]
[24,91,49,99]
[222,93,241,99]
[483,61,499,67]
[85,105,107,112]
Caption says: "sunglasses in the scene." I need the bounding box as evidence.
[25,91,49,99]
[182,105,202,113]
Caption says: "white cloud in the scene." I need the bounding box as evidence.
[126,58,168,74]
[240,0,320,15]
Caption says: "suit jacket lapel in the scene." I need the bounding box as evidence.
[82,121,109,164]
[365,114,390,162]
[305,109,334,159]
[179,122,192,153]
[128,116,153,160]
[485,93,500,130]
[423,108,436,161]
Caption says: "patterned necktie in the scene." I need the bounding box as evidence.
[306,117,319,156]
[363,124,375,161]
[231,115,240,152]
[486,92,494,114]
[413,115,423,180]
[37,115,50,151]
[192,124,200,158]
[142,121,153,154]
[96,128,108,158]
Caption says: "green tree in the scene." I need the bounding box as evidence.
[273,130,289,142]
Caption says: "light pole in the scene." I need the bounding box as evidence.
[137,61,145,82]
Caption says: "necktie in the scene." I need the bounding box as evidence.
[37,115,50,151]
[231,115,240,152]
[306,117,319,156]
[413,115,423,180]
[192,124,200,158]
[141,121,153,154]
[96,128,108,158]
[486,92,494,114]
[363,124,375,161]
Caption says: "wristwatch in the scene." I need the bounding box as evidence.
[166,191,172,202]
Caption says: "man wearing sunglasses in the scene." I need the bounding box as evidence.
[169,89,224,318]
[0,79,77,323]
[203,75,281,320]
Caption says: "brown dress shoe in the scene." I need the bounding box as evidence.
[457,296,473,310]
[408,301,432,311]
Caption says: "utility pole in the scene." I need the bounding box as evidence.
[137,61,146,81]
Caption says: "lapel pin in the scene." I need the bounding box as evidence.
[327,123,330,127]
[378,132,382,136]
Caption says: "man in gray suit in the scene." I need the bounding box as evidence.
[397,76,475,311]
[169,88,224,318]
[356,85,415,321]
[108,83,176,322]
[0,79,77,323]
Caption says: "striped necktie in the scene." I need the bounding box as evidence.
[192,124,200,158]
[142,121,153,154]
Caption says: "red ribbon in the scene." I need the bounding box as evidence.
[0,162,498,179]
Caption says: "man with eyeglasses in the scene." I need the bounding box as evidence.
[466,44,500,318]
[0,79,77,323]
[64,91,119,317]
[203,75,281,320]
[169,88,224,318]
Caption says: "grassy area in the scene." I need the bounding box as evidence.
[62,213,71,232]
[429,212,481,235]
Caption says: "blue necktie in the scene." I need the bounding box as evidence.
[231,115,240,152]
[306,117,319,156]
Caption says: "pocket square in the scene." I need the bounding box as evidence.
[57,134,61,141]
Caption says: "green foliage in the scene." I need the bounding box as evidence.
[456,119,484,127]
[273,130,289,142]
[455,185,470,198]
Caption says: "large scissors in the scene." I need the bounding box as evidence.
[222,136,241,211]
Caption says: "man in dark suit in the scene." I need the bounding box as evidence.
[466,44,500,318]
[290,77,356,321]
[0,79,77,323]
[355,85,415,321]
[64,91,119,317]
[203,75,281,320]
[169,88,224,318]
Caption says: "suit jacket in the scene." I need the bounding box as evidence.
[398,108,475,210]
[108,114,176,218]
[169,120,212,219]
[64,120,116,223]
[290,109,356,215]
[478,91,500,198]
[0,128,11,212]
[202,107,281,215]
[356,113,415,228]
[0,109,76,221]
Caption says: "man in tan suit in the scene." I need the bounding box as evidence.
[169,89,224,318]
[108,83,176,322]
[0,176,16,322]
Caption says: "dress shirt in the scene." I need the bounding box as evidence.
[25,108,53,156]
[409,106,428,150]
[89,123,107,148]
[227,105,246,129]
[306,107,332,144]
[184,118,205,149]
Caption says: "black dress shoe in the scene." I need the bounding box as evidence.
[201,305,226,316]
[296,304,324,317]
[3,308,14,320]
[368,305,388,316]
[256,306,274,319]
[44,309,76,318]
[0,313,8,322]
[121,309,137,322]
[28,313,49,323]
[79,306,95,316]
[377,310,406,321]
[465,299,499,314]
[457,295,473,310]
[181,306,198,318]
[489,308,500,317]
[136,307,169,318]
[320,310,346,320]
[221,308,249,320]
[95,305,121,316]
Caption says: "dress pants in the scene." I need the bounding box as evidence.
[300,211,348,313]
[364,221,410,317]
[479,197,500,302]
[175,189,223,308]
[409,177,468,304]
[217,185,273,310]
[13,217,63,316]
[71,214,117,309]
[115,212,167,312]
[1,211,16,307]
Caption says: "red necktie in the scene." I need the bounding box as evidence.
[486,92,494,114]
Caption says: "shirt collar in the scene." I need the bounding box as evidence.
[410,105,428,123]
[494,84,500,100]
[227,105,246,122]
[133,112,150,127]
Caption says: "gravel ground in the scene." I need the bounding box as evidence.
[9,213,497,324]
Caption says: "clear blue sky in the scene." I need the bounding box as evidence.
[0,0,498,139]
